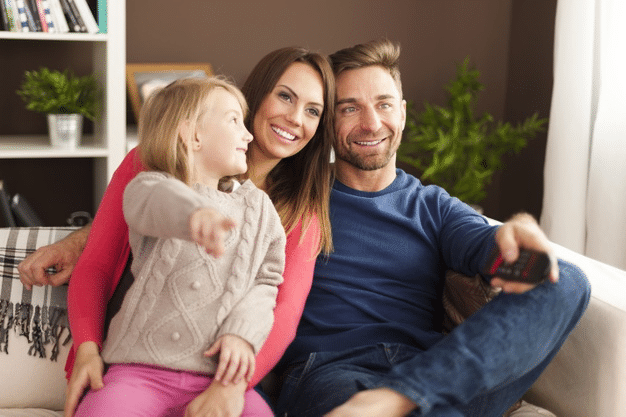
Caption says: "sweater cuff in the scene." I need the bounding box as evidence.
[217,318,267,354]
[71,317,104,350]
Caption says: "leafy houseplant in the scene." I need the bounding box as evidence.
[16,67,100,148]
[397,58,547,206]
[17,67,99,120]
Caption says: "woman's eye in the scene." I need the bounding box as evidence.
[278,92,292,102]
[307,108,320,117]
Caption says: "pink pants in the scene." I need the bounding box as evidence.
[74,363,273,417]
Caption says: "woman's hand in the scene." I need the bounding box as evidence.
[64,341,104,417]
[184,378,247,417]
[204,334,255,386]
[189,208,236,257]
[18,225,91,290]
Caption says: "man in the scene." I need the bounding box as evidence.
[274,39,590,417]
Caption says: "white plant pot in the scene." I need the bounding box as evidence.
[47,113,83,149]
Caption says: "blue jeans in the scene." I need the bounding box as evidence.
[276,260,590,416]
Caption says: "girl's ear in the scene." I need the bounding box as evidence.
[178,119,199,150]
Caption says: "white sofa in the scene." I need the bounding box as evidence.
[0,226,625,416]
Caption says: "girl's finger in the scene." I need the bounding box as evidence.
[214,349,231,381]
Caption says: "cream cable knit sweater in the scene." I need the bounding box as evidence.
[101,172,285,375]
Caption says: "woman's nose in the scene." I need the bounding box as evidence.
[286,107,303,126]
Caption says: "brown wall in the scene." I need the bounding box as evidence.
[127,0,513,122]
[499,0,557,221]
[0,0,556,224]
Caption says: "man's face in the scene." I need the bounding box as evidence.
[334,66,406,171]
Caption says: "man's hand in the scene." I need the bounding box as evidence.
[324,388,417,417]
[189,208,236,257]
[491,213,559,294]
[184,378,246,417]
[18,225,90,290]
[64,341,104,417]
[204,334,255,386]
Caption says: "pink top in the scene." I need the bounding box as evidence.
[66,147,318,387]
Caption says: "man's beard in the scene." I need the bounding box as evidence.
[335,130,399,171]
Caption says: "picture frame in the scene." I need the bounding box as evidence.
[126,63,214,122]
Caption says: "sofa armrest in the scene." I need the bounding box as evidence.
[484,216,626,416]
[524,241,626,417]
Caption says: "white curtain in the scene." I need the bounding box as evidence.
[541,0,626,270]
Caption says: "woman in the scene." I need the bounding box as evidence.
[20,47,335,417]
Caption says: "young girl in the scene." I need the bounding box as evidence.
[74,77,285,417]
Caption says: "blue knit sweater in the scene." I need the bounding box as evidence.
[282,169,498,365]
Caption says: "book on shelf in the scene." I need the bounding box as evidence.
[0,0,10,31]
[96,0,104,33]
[72,0,97,33]
[14,0,30,32]
[65,0,86,32]
[49,0,68,32]
[0,181,17,227]
[5,0,19,32]
[39,0,56,32]
[22,0,41,31]
[32,0,47,31]
[11,194,44,227]
[58,0,81,32]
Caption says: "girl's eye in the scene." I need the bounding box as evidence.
[278,92,292,102]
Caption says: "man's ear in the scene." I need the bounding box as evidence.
[401,99,407,131]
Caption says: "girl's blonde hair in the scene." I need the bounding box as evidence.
[138,76,248,185]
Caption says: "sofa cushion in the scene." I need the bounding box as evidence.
[0,227,77,411]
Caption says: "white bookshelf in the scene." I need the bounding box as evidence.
[0,0,126,208]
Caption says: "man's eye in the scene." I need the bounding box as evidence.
[341,106,356,114]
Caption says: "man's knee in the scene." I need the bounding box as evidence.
[555,259,591,319]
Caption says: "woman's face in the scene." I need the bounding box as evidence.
[251,62,325,163]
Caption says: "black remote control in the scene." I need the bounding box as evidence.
[481,248,551,284]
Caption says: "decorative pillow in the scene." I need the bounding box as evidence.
[0,227,77,411]
[441,270,500,334]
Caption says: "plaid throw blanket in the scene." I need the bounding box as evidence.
[0,227,77,361]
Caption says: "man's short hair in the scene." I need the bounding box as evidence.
[329,38,403,97]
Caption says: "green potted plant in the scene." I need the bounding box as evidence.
[397,57,547,210]
[16,67,100,149]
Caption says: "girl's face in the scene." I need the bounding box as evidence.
[251,62,325,163]
[192,88,253,185]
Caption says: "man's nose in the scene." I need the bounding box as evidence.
[360,106,382,132]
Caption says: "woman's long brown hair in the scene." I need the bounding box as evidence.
[242,47,334,255]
